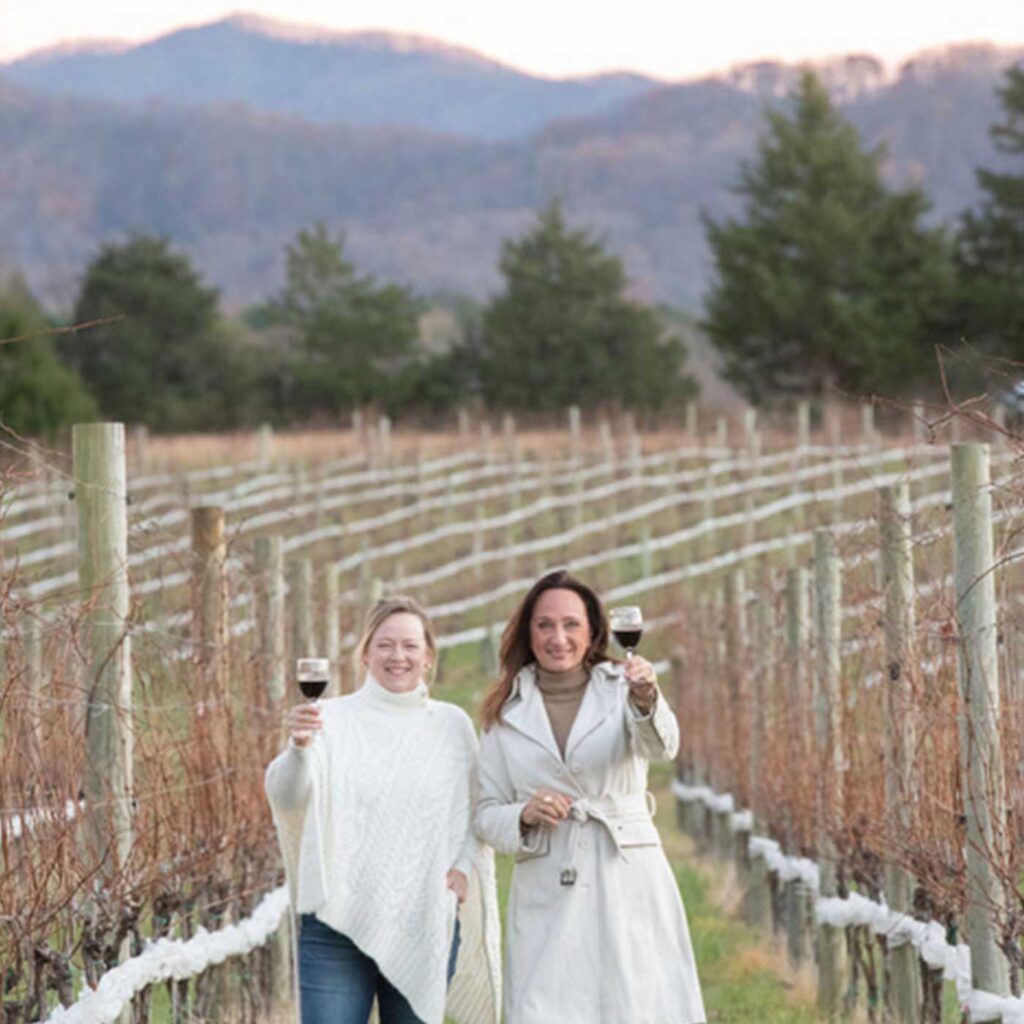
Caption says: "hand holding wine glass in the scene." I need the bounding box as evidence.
[289,657,329,747]
[609,606,656,712]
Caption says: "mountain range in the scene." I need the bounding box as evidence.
[0,15,1021,312]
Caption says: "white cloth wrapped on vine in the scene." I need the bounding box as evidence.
[265,676,501,1024]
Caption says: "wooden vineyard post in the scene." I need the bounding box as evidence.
[289,558,314,662]
[783,564,810,966]
[254,536,286,706]
[73,422,134,1000]
[132,424,150,474]
[879,484,921,1021]
[191,506,228,701]
[685,401,698,440]
[568,405,582,466]
[715,415,728,451]
[952,444,1011,1001]
[503,412,518,463]
[746,568,775,931]
[789,400,810,536]
[797,399,811,449]
[743,407,760,459]
[813,528,846,1018]
[257,422,274,465]
[378,415,392,466]
[480,422,493,466]
[640,524,653,580]
[724,568,748,802]
[322,568,341,697]
[861,402,877,447]
[252,535,292,1010]
[910,402,925,445]
[190,505,232,1016]
[20,612,44,758]
[699,466,716,564]
[599,419,615,465]
[992,404,1007,449]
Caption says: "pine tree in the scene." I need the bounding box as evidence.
[956,65,1024,362]
[478,201,696,411]
[0,276,97,439]
[703,72,951,403]
[64,235,235,430]
[267,223,420,413]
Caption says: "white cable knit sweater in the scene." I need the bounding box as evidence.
[265,676,501,1024]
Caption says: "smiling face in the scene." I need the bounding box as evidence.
[363,612,432,693]
[529,588,592,674]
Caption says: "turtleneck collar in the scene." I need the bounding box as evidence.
[535,664,589,700]
[362,673,429,709]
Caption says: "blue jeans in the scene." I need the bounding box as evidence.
[298,913,461,1024]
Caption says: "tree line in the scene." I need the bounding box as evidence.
[0,205,696,437]
[2,63,1023,437]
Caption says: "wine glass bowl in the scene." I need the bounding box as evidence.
[297,657,330,701]
[609,606,644,659]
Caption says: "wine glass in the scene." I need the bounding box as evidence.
[297,657,330,702]
[609,606,643,661]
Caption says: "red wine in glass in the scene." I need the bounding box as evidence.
[299,678,328,700]
[612,627,643,651]
[609,606,644,659]
[297,657,330,701]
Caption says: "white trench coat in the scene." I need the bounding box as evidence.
[475,662,705,1024]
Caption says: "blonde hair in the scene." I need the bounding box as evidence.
[353,595,438,685]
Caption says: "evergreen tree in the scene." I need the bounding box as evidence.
[0,276,97,439]
[956,65,1024,363]
[64,235,236,430]
[267,223,420,413]
[703,72,952,403]
[478,201,696,411]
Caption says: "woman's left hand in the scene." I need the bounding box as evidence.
[446,869,468,904]
[624,655,657,714]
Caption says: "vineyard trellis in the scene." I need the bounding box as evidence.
[2,404,1022,1023]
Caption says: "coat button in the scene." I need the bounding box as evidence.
[570,761,582,773]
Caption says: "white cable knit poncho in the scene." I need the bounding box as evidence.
[265,676,501,1024]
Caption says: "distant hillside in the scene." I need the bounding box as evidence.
[2,15,656,140]
[0,38,1020,312]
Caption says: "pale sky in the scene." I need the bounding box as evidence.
[2,0,1023,78]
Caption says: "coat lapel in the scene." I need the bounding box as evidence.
[502,667,563,764]
[564,663,621,759]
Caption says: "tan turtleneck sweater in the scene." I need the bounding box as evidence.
[535,665,589,758]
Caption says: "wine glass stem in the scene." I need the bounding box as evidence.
[625,650,634,660]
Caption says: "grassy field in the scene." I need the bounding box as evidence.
[650,769,826,1024]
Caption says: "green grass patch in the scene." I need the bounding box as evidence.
[673,861,822,1023]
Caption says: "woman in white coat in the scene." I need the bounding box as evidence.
[265,596,500,1024]
[475,569,705,1024]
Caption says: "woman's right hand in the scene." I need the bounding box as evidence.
[287,703,322,747]
[520,788,573,829]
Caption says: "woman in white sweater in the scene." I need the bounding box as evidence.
[265,596,500,1024]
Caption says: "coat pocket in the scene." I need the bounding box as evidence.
[611,814,662,848]
[513,827,551,862]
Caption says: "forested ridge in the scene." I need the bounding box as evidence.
[0,32,1021,309]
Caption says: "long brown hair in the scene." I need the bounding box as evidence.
[480,569,610,729]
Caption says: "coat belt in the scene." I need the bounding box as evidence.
[559,794,651,886]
